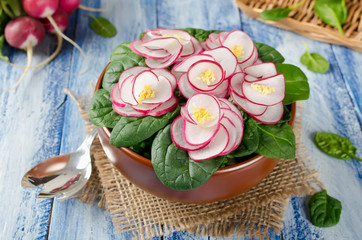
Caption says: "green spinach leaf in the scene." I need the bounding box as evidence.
[276,63,309,105]
[315,132,362,161]
[255,122,296,159]
[300,42,329,73]
[230,118,259,157]
[0,35,9,62]
[181,28,222,42]
[102,57,146,92]
[260,1,304,21]
[110,105,180,147]
[313,0,347,35]
[254,42,285,64]
[309,190,342,227]
[151,124,225,190]
[89,14,117,38]
[89,89,123,128]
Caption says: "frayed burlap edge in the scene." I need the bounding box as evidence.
[66,89,322,240]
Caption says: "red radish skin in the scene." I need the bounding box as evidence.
[22,0,59,18]
[3,17,45,91]
[59,0,81,14]
[41,8,69,33]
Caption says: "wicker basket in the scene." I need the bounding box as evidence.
[235,0,362,52]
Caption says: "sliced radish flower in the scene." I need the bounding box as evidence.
[180,105,196,124]
[186,93,221,127]
[184,120,219,146]
[203,47,237,78]
[178,73,197,99]
[151,69,177,90]
[229,72,245,97]
[112,67,176,117]
[145,51,181,69]
[218,98,243,119]
[172,54,214,73]
[230,90,267,116]
[130,40,170,59]
[244,62,277,79]
[219,119,237,155]
[187,60,224,91]
[251,102,284,124]
[222,30,256,64]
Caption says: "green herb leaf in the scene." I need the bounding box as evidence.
[89,14,117,38]
[0,35,9,62]
[276,63,310,105]
[0,9,10,35]
[260,8,291,21]
[255,122,296,159]
[151,124,225,190]
[255,42,285,64]
[89,89,123,128]
[313,0,347,35]
[181,28,222,42]
[300,43,329,73]
[309,190,342,227]
[230,118,259,157]
[314,132,362,161]
[110,105,180,147]
[102,58,146,92]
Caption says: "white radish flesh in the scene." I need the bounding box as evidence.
[187,60,224,91]
[112,103,147,117]
[244,62,277,79]
[251,102,284,124]
[178,73,197,99]
[120,75,138,105]
[203,47,237,78]
[222,30,255,64]
[148,95,178,116]
[130,40,170,59]
[111,83,126,107]
[172,54,214,73]
[230,90,267,116]
[183,120,219,146]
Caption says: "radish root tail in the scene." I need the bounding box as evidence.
[46,15,88,74]
[9,33,63,69]
[1,45,33,92]
[78,4,111,12]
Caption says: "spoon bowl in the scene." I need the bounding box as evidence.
[21,128,97,200]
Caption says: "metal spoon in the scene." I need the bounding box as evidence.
[21,128,97,200]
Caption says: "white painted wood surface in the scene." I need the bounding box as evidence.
[0,0,361,239]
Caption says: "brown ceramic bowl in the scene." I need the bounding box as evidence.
[95,63,296,203]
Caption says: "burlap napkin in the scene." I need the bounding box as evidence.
[66,89,321,240]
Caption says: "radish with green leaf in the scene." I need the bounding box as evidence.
[2,16,45,91]
[22,0,87,71]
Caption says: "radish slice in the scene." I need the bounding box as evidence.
[191,36,203,55]
[178,73,197,99]
[151,69,177,90]
[242,74,285,106]
[179,40,195,57]
[222,30,255,64]
[186,93,221,128]
[187,60,224,91]
[238,46,258,70]
[158,29,191,44]
[112,103,147,117]
[201,41,208,50]
[148,95,178,116]
[131,102,161,113]
[254,58,262,64]
[230,90,267,116]
[218,32,228,44]
[171,116,207,151]
[142,37,182,54]
[111,83,126,107]
[146,51,181,69]
[244,62,277,79]
[183,120,219,146]
[172,54,214,73]
[188,125,229,161]
[181,105,196,124]
[251,102,284,124]
[130,40,170,59]
[203,47,237,78]
[219,119,237,155]
[206,38,220,49]
[118,66,148,85]
[222,109,244,151]
[120,75,138,105]
[229,72,245,97]
[218,98,243,119]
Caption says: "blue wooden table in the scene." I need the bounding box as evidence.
[1,0,361,239]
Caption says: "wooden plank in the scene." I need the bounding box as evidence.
[238,13,362,240]
[0,11,77,240]
[46,0,160,239]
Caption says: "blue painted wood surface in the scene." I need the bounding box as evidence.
[0,0,361,239]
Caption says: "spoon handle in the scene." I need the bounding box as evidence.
[79,128,98,150]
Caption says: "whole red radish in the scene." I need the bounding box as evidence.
[42,8,69,33]
[5,16,45,49]
[3,16,45,91]
[22,0,59,18]
[59,0,81,14]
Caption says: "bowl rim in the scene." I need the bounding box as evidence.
[95,62,296,175]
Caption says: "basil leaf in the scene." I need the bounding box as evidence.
[255,42,285,64]
[89,89,122,128]
[300,43,329,73]
[230,118,259,157]
[309,190,342,227]
[255,122,296,159]
[260,8,291,21]
[313,0,347,35]
[314,132,362,161]
[0,35,9,62]
[102,57,146,92]
[110,105,180,147]
[89,14,117,38]
[276,63,310,105]
[151,124,225,190]
[260,1,304,21]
